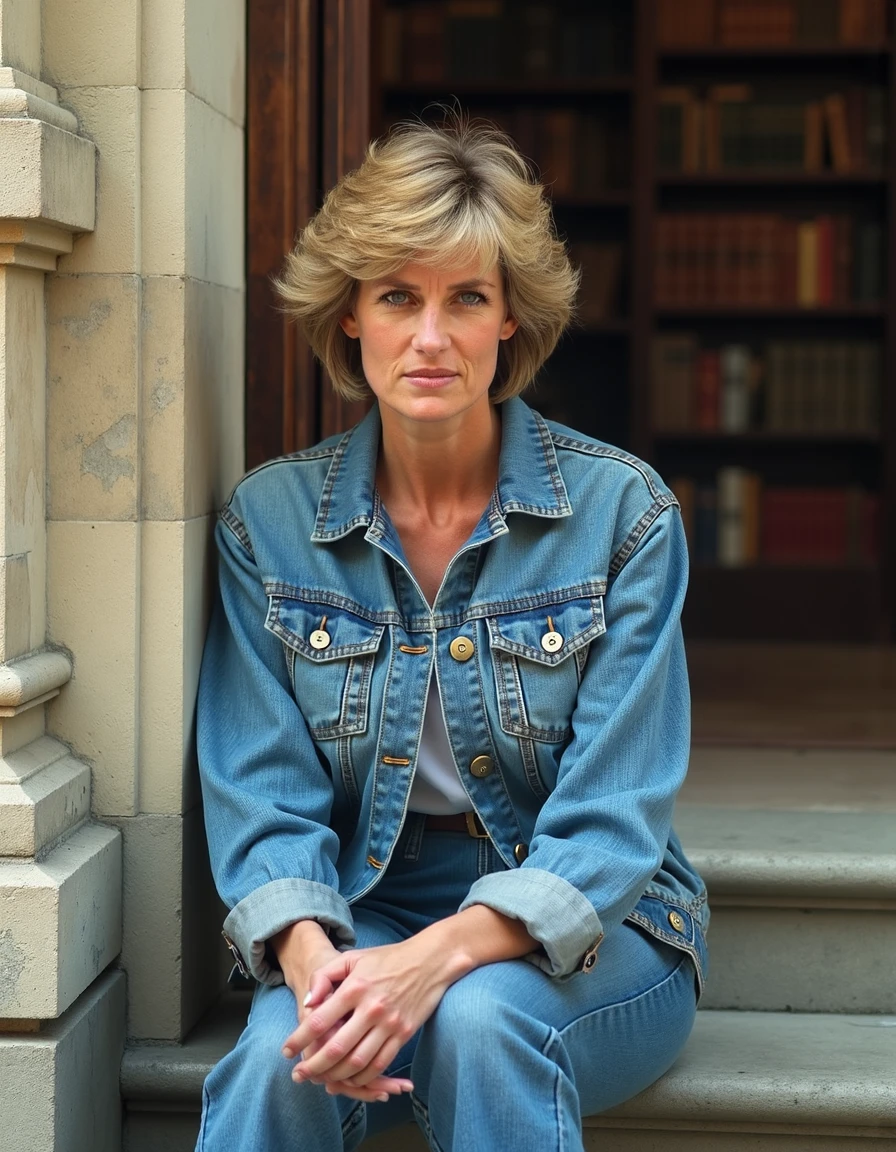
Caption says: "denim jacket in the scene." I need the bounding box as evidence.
[198,397,709,992]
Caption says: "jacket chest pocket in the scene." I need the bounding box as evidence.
[264,597,385,740]
[487,596,606,743]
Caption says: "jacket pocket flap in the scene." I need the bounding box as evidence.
[265,597,386,662]
[486,596,606,666]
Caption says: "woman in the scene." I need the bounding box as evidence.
[196,118,708,1152]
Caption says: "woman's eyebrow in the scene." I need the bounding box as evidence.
[370,278,497,291]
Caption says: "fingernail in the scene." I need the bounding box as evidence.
[377,1093,389,1103]
[302,991,312,1007]
[282,1046,293,1059]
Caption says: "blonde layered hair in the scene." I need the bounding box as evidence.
[276,116,579,402]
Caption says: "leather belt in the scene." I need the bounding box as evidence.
[423,811,489,839]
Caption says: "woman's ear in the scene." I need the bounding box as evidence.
[500,314,519,341]
[339,311,360,339]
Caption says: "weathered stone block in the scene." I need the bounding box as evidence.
[0,737,90,856]
[0,118,96,231]
[0,821,121,1018]
[111,810,223,1041]
[0,0,41,79]
[0,971,125,1152]
[47,274,140,522]
[44,0,140,88]
[47,519,139,816]
[55,85,140,275]
[186,0,245,125]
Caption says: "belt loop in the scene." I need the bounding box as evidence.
[403,812,425,860]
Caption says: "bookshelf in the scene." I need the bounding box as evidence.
[370,0,894,642]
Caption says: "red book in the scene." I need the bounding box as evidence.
[695,349,721,429]
[761,488,849,563]
[777,217,799,305]
[816,215,834,305]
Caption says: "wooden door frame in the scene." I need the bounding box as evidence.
[246,0,376,468]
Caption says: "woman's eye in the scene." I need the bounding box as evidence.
[382,290,410,306]
[458,291,486,306]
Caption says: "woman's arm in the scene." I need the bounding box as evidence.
[199,508,356,983]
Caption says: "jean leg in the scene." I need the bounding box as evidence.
[409,922,697,1152]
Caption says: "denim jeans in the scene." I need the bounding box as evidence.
[197,817,699,1152]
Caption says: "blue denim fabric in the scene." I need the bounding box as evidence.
[198,396,709,989]
[196,820,699,1152]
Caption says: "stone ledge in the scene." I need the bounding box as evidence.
[676,806,896,903]
[0,650,72,717]
[122,998,896,1132]
[0,821,121,1018]
[0,972,124,1152]
[0,118,95,234]
[0,749,90,856]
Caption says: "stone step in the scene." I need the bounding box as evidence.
[674,746,896,1013]
[121,997,896,1152]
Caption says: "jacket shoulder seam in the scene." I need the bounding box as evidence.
[609,496,679,578]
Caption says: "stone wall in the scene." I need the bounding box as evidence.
[0,0,246,1145]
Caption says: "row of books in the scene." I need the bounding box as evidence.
[655,213,884,306]
[652,337,881,434]
[570,243,625,323]
[658,0,888,48]
[473,108,630,198]
[672,471,879,566]
[381,2,630,85]
[658,85,886,173]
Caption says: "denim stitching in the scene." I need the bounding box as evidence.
[219,506,254,554]
[519,734,549,798]
[609,496,679,578]
[550,433,667,502]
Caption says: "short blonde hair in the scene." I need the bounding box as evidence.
[276,116,579,402]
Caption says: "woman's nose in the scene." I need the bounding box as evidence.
[411,305,451,354]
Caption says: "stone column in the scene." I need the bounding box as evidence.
[0,1,125,1150]
[41,0,246,1046]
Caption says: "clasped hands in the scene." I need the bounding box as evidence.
[279,930,458,1104]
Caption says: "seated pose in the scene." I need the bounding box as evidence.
[196,117,709,1152]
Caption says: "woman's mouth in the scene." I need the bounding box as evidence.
[403,369,458,388]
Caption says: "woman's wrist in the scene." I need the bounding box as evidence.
[271,919,336,991]
[417,904,538,983]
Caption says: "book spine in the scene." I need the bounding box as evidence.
[696,348,721,429]
[717,466,747,566]
[720,343,753,430]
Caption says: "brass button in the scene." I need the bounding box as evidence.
[581,938,602,973]
[668,911,685,933]
[309,628,331,650]
[513,842,528,864]
[449,636,475,662]
[541,630,564,653]
[469,754,494,778]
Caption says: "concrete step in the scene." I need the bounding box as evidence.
[121,997,896,1152]
[675,746,896,1013]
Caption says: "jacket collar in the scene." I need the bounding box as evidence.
[310,396,572,543]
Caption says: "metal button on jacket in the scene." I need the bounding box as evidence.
[668,911,685,933]
[514,842,529,864]
[541,630,564,653]
[469,754,494,778]
[449,636,475,662]
[309,628,331,650]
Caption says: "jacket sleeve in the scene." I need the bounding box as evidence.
[459,500,690,978]
[197,509,355,984]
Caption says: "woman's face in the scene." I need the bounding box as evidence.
[339,260,518,429]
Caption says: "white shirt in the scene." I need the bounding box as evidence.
[408,674,472,815]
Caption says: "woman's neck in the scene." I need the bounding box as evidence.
[376,401,501,526]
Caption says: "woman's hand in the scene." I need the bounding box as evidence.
[272,919,414,1103]
[282,933,463,1093]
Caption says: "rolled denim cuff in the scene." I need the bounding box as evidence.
[223,878,355,985]
[459,867,604,979]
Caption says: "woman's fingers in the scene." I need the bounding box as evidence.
[292,1004,383,1080]
[307,1024,404,1087]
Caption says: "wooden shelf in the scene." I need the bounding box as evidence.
[654,430,881,444]
[655,303,886,318]
[383,77,634,97]
[658,171,887,186]
[659,43,891,60]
